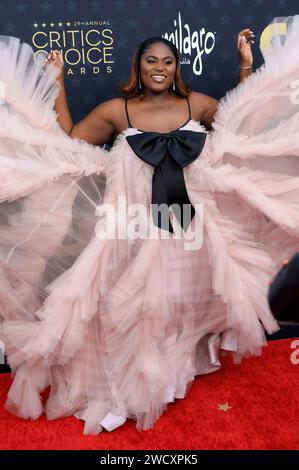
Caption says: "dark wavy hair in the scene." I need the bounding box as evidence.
[118,37,192,98]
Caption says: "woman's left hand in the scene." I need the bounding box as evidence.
[237,28,255,67]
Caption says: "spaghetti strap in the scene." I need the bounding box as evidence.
[125,98,133,128]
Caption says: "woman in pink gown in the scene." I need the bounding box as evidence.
[0,16,299,435]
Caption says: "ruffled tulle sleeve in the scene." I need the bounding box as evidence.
[211,15,299,176]
[206,14,299,254]
[0,35,107,199]
[183,17,299,359]
[0,35,108,322]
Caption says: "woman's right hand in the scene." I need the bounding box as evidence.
[45,50,64,81]
[237,28,255,67]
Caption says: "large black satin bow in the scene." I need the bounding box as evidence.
[126,130,207,233]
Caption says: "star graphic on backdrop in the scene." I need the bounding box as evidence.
[16,1,29,14]
[221,15,231,27]
[67,0,77,13]
[42,22,47,27]
[66,22,71,26]
[221,50,232,63]
[90,0,102,12]
[151,17,162,29]
[50,22,55,27]
[114,0,126,11]
[128,17,139,30]
[40,0,52,13]
[217,402,232,412]
[34,22,38,27]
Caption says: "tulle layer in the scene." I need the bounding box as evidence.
[1,18,299,434]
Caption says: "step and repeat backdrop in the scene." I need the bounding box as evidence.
[0,0,298,122]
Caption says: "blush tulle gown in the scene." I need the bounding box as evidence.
[1,16,299,435]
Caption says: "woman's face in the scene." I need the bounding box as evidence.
[139,42,177,93]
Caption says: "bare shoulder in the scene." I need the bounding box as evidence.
[188,91,219,129]
[93,97,124,119]
[70,97,125,145]
[189,91,218,114]
[95,97,127,130]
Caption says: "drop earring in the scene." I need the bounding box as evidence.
[172,80,176,91]
[139,72,142,90]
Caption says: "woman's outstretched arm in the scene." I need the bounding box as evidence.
[45,50,117,145]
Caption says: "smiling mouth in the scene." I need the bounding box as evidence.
[151,75,166,82]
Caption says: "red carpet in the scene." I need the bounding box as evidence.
[0,338,298,450]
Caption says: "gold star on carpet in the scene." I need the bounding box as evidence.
[217,402,231,412]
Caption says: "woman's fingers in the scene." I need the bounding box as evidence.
[45,49,64,66]
[240,34,255,44]
[238,28,255,49]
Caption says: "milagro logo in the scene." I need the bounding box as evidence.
[162,11,216,76]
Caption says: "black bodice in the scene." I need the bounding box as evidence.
[126,129,207,233]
